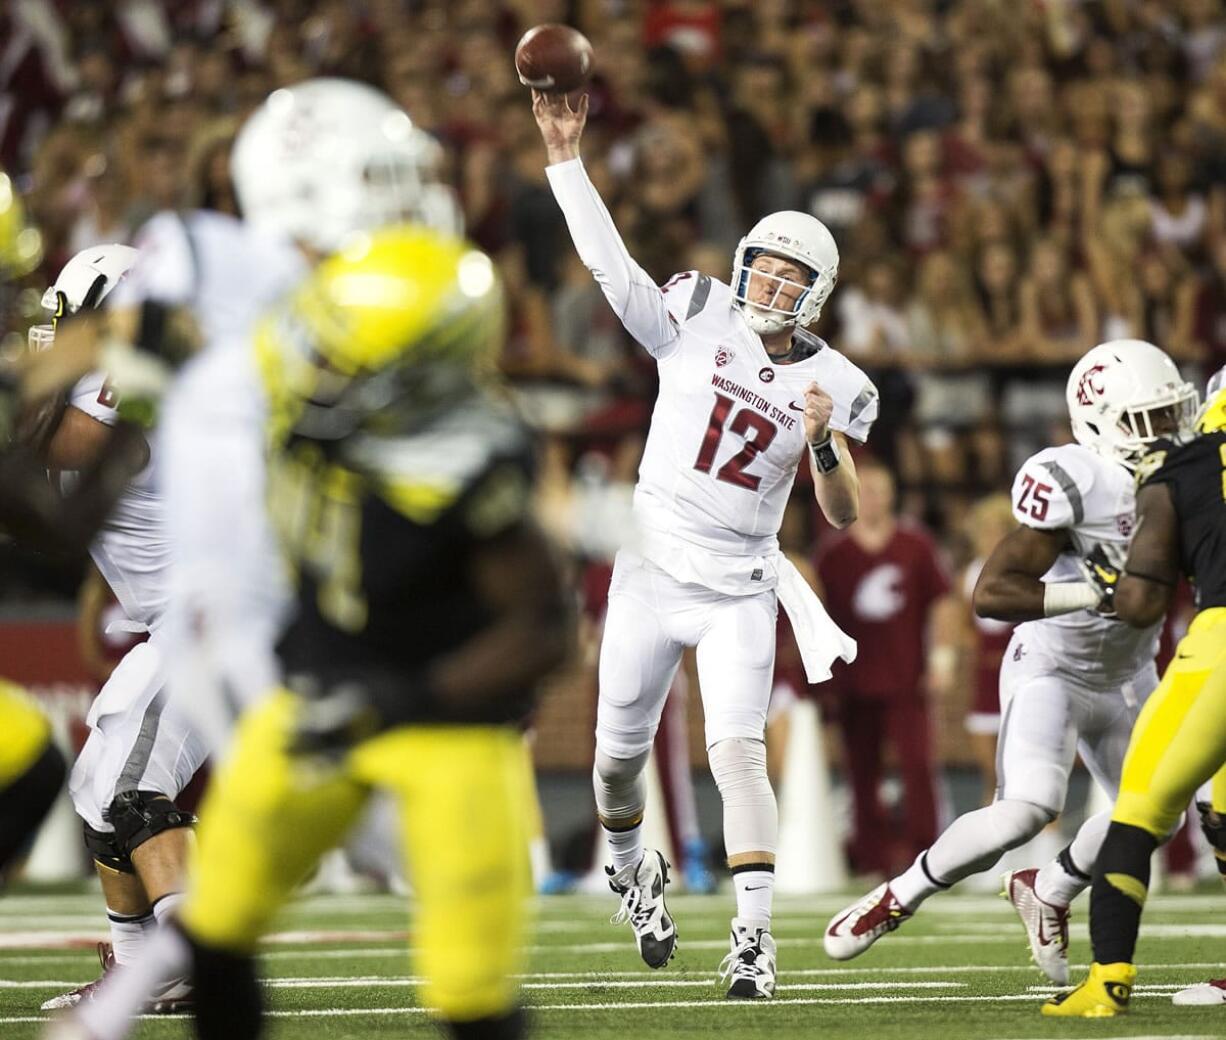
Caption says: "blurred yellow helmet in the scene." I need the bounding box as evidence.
[1197,365,1226,434]
[256,224,503,442]
[0,171,43,279]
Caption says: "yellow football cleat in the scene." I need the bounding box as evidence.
[1041,962,1136,1017]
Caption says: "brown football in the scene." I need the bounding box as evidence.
[514,24,594,93]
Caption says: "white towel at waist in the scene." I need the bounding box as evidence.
[776,554,857,683]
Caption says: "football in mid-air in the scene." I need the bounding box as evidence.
[514,24,593,93]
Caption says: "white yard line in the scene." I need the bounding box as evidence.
[0,990,1179,1025]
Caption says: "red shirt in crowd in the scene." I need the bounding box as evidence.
[816,521,951,701]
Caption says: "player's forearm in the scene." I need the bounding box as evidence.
[1114,575,1170,629]
[811,452,859,529]
[429,597,574,709]
[544,159,677,354]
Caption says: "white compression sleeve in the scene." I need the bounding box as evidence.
[545,158,680,358]
[708,738,777,858]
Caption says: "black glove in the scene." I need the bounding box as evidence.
[1079,545,1121,618]
[1196,801,1226,881]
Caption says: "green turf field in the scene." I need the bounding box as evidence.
[1,886,1223,1039]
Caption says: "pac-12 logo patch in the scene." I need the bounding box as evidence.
[715,346,734,368]
[758,366,775,382]
[1075,363,1108,405]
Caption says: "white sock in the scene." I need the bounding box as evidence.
[893,799,1052,909]
[1035,812,1108,906]
[151,892,185,927]
[106,908,152,966]
[603,823,644,873]
[891,851,947,910]
[78,924,192,1040]
[733,869,774,924]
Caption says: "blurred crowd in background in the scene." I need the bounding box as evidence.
[0,0,1222,872]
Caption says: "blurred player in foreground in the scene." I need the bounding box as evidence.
[57,229,572,1040]
[534,90,875,999]
[827,341,1197,987]
[1044,366,1226,1018]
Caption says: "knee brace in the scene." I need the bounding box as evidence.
[83,821,135,874]
[105,790,196,859]
[707,738,776,859]
[592,749,648,830]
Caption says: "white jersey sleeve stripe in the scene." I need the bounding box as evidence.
[686,274,713,320]
[545,158,680,359]
[1040,459,1084,524]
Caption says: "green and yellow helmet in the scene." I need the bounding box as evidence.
[1197,365,1226,434]
[256,224,504,443]
[0,170,43,279]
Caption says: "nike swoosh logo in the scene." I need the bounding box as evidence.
[745,885,769,891]
[787,401,804,411]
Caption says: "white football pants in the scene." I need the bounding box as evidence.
[995,632,1158,814]
[69,632,209,833]
[596,550,778,759]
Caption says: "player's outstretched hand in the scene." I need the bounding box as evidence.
[532,89,589,165]
[803,381,834,444]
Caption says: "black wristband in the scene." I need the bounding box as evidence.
[809,433,840,474]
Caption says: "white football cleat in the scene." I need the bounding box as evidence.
[823,882,913,960]
[606,849,677,968]
[719,917,776,999]
[1001,867,1070,985]
[1172,979,1226,1005]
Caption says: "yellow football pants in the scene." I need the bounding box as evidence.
[180,691,533,1023]
[1114,607,1226,839]
[0,680,52,788]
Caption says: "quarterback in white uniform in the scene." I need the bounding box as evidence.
[534,91,876,998]
[30,246,207,1013]
[826,340,1199,985]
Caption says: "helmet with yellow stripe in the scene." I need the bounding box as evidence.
[1197,365,1226,434]
[256,224,503,443]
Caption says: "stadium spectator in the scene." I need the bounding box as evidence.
[816,460,958,876]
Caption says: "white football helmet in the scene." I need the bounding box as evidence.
[232,78,461,254]
[28,243,139,351]
[731,211,839,335]
[1066,339,1199,468]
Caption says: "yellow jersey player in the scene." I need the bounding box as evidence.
[1044,366,1226,1017]
[64,226,573,1040]
[0,680,65,881]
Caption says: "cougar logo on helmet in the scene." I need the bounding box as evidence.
[1075,364,1107,406]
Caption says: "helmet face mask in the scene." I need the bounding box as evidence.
[731,211,838,336]
[1066,339,1200,469]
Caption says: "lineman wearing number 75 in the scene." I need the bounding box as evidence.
[826,340,1199,989]
[532,90,877,999]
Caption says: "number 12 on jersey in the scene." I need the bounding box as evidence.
[693,392,778,491]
